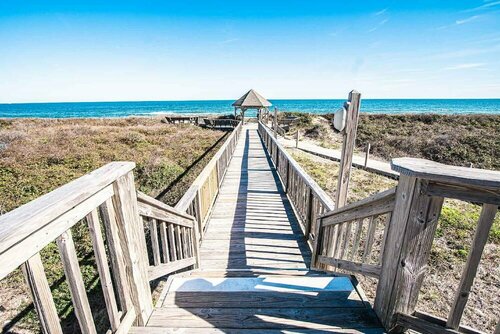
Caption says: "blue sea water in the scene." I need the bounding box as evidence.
[0,99,499,118]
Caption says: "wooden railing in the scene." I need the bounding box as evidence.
[258,121,335,247]
[0,162,152,333]
[137,192,200,281]
[311,157,499,334]
[311,187,396,278]
[176,121,242,236]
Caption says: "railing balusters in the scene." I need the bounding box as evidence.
[21,253,63,334]
[168,223,177,262]
[149,218,161,266]
[174,226,182,260]
[350,218,364,261]
[57,230,97,334]
[362,216,376,263]
[158,221,169,264]
[100,199,133,313]
[340,222,352,260]
[86,209,121,331]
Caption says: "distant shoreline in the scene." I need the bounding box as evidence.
[0,99,499,118]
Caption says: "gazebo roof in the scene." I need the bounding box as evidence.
[232,89,272,108]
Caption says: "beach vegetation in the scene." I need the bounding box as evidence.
[0,117,227,333]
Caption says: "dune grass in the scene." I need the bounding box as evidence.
[0,117,227,333]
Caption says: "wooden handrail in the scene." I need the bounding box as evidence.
[0,161,135,274]
[0,162,152,332]
[136,191,200,281]
[175,121,242,236]
[258,121,334,247]
[311,187,396,278]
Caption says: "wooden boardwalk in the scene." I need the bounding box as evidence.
[143,124,385,333]
[200,123,311,271]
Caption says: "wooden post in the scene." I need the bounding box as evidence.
[446,204,497,329]
[112,171,153,326]
[273,107,278,138]
[335,90,361,208]
[364,143,371,168]
[374,158,452,332]
[296,130,300,148]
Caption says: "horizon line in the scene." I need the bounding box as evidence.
[2,97,500,105]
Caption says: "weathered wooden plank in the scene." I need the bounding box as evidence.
[148,257,196,281]
[112,171,153,326]
[167,223,177,262]
[0,185,113,280]
[0,162,134,261]
[113,308,136,334]
[138,201,194,228]
[322,188,396,227]
[86,209,120,331]
[162,290,364,308]
[349,219,364,261]
[396,313,460,334]
[415,311,484,334]
[130,327,385,333]
[362,216,376,263]
[447,204,498,329]
[318,256,381,278]
[21,253,63,334]
[147,307,382,329]
[374,175,417,324]
[99,199,133,312]
[426,182,500,205]
[158,221,169,264]
[149,219,161,266]
[56,230,97,334]
[335,91,361,208]
[137,191,194,220]
[391,157,500,188]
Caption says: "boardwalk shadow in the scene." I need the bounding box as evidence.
[223,127,311,271]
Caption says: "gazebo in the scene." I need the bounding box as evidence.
[232,89,272,123]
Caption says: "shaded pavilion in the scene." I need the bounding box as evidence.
[232,89,272,123]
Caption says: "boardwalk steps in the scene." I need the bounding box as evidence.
[133,270,383,333]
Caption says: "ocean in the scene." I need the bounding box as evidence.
[0,99,499,118]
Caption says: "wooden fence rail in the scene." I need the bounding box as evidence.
[176,121,242,237]
[137,192,200,281]
[0,162,150,333]
[258,121,335,247]
[312,187,396,278]
[311,156,499,334]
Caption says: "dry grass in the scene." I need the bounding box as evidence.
[321,113,500,170]
[284,112,500,170]
[0,117,227,333]
[291,150,499,332]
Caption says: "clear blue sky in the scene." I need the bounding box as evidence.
[0,1,499,102]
